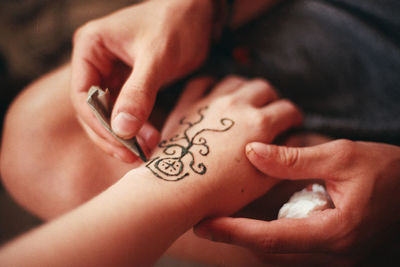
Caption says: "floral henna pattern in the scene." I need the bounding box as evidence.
[146,106,234,181]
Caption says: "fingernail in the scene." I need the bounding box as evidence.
[246,144,254,155]
[246,142,270,158]
[112,112,140,138]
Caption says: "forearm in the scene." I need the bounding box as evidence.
[0,167,205,266]
[0,76,297,266]
[0,134,277,266]
[1,152,276,267]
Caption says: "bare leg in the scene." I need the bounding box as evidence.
[0,64,138,219]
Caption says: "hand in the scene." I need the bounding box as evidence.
[149,76,303,217]
[70,0,214,162]
[194,139,400,265]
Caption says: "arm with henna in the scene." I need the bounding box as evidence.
[0,76,301,266]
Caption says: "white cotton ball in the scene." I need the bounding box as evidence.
[278,184,332,219]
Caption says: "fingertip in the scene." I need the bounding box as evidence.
[246,142,272,160]
[194,217,240,244]
[138,123,160,151]
[246,142,280,176]
[111,112,142,139]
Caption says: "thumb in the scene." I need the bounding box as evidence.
[194,213,338,253]
[111,60,159,139]
[246,140,350,180]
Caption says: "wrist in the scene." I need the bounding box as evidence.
[122,166,209,226]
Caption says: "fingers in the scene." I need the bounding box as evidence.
[111,55,160,139]
[260,99,303,139]
[136,122,161,158]
[173,77,215,114]
[71,22,120,145]
[71,22,114,96]
[245,139,356,180]
[234,79,279,106]
[208,77,278,107]
[207,75,245,97]
[71,22,137,160]
[78,117,137,162]
[161,77,215,136]
[194,212,339,254]
[79,117,159,162]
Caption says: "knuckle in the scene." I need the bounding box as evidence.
[222,94,241,107]
[280,146,300,168]
[73,21,101,45]
[255,113,272,130]
[249,78,273,89]
[281,99,303,121]
[222,75,246,85]
[279,99,297,111]
[332,139,358,165]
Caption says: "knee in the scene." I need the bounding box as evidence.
[0,82,62,218]
[0,65,89,219]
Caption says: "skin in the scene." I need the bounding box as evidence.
[194,140,400,265]
[0,64,300,265]
[70,0,282,162]
[0,71,302,266]
[1,65,145,218]
[70,0,214,162]
[4,0,399,265]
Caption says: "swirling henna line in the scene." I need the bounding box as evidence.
[146,106,234,181]
[179,116,192,128]
[182,106,207,142]
[191,106,208,126]
[190,118,234,143]
[220,118,235,129]
[146,157,189,181]
[158,140,168,148]
[188,152,207,175]
[163,144,185,157]
[192,137,209,156]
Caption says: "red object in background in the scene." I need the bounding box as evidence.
[233,46,250,65]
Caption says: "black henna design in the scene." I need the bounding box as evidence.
[146,106,234,181]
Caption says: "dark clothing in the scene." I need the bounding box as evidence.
[208,0,400,144]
